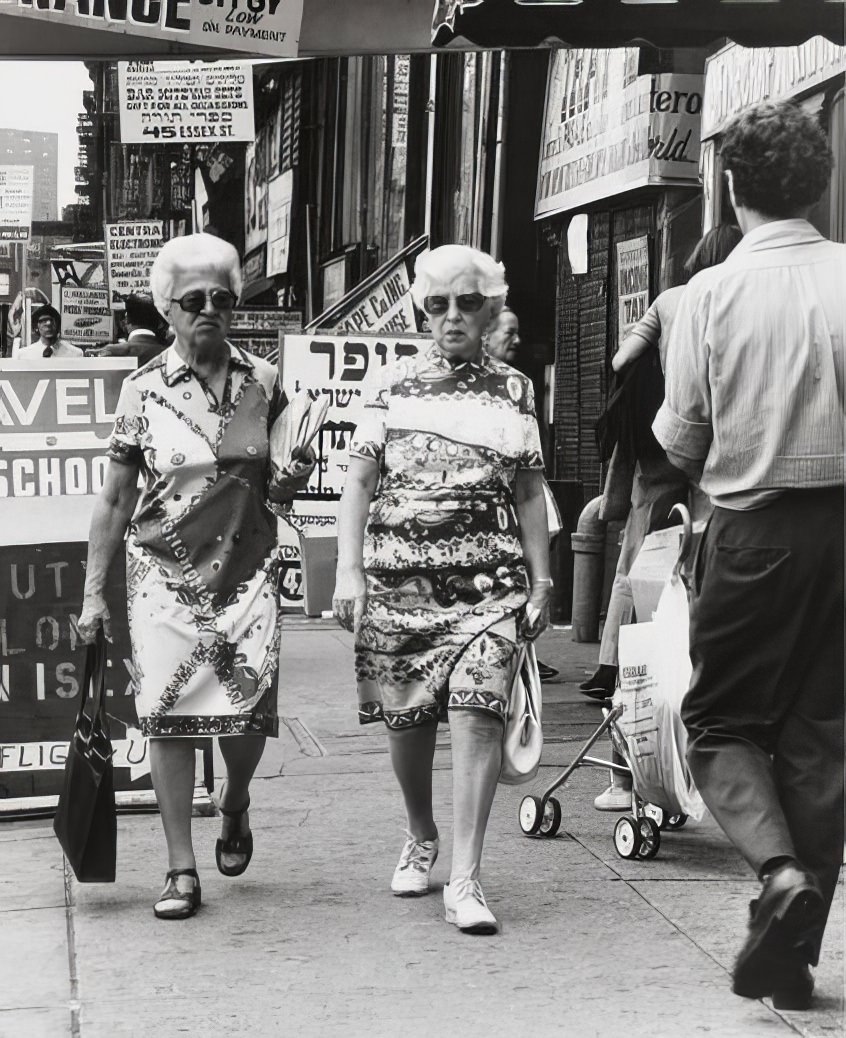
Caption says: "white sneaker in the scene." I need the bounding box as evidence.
[391,831,439,896]
[443,878,498,935]
[594,785,633,811]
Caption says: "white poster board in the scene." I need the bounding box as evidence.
[105,221,164,309]
[118,61,255,145]
[60,286,113,347]
[267,170,294,277]
[0,166,34,242]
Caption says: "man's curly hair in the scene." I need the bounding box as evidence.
[720,101,833,218]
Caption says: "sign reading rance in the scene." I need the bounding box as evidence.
[13,0,304,58]
[118,61,256,145]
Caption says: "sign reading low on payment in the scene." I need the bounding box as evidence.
[0,359,137,546]
[118,60,256,144]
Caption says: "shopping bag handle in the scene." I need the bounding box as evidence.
[669,503,693,579]
[76,629,109,736]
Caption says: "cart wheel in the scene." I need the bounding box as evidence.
[519,795,544,836]
[665,814,688,831]
[637,817,661,860]
[613,816,642,859]
[538,796,562,838]
[644,804,665,829]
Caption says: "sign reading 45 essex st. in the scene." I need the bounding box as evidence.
[11,0,304,58]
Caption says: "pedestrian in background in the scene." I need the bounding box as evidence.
[654,100,845,1009]
[333,244,551,935]
[94,293,168,365]
[78,233,314,920]
[15,303,83,358]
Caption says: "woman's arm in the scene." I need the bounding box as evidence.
[332,455,380,634]
[78,460,141,642]
[514,468,552,639]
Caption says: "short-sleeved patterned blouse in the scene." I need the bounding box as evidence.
[350,342,545,730]
[108,343,284,738]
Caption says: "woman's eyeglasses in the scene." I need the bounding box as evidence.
[171,289,237,313]
[422,293,486,316]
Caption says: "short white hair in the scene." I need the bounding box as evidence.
[410,245,508,313]
[150,233,242,316]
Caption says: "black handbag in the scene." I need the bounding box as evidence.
[53,632,117,883]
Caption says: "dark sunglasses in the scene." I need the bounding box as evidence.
[422,293,486,316]
[171,289,237,313]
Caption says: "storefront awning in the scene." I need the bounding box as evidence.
[432,0,846,50]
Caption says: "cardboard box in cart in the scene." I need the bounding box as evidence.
[298,529,338,617]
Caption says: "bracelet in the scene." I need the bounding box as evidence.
[531,577,554,589]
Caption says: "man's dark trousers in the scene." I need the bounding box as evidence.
[682,488,844,962]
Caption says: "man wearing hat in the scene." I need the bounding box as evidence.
[16,304,83,359]
[96,293,168,366]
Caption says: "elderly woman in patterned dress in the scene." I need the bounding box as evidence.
[78,234,312,919]
[333,245,552,935]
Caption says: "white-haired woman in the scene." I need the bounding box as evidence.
[78,233,312,919]
[333,244,551,934]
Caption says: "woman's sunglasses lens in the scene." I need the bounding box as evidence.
[180,292,206,311]
[456,294,484,312]
[210,290,235,309]
[423,296,448,315]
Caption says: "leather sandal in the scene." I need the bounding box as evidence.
[214,788,253,878]
[153,868,201,920]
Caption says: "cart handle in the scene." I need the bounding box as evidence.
[669,502,693,578]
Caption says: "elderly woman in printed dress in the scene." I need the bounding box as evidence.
[333,245,552,934]
[78,234,312,919]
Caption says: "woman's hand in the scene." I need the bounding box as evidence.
[78,591,112,644]
[520,582,551,641]
[269,446,317,505]
[332,565,367,634]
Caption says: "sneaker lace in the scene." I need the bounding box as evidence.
[451,876,487,906]
[398,831,437,873]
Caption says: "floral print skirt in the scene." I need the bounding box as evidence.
[355,562,529,729]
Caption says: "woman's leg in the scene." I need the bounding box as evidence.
[449,710,502,882]
[385,722,439,842]
[217,735,266,866]
[149,737,197,872]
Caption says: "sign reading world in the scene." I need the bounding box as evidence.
[536,49,703,219]
[10,0,304,57]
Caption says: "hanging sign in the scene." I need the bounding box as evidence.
[536,49,702,219]
[267,170,294,277]
[105,221,164,309]
[617,237,650,344]
[6,0,304,58]
[60,286,113,348]
[0,166,34,242]
[118,60,256,145]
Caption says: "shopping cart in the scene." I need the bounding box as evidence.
[517,504,695,861]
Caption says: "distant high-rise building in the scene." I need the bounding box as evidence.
[0,128,59,222]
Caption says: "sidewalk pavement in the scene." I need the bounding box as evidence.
[1,621,843,1038]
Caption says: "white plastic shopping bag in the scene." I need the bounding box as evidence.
[616,571,705,819]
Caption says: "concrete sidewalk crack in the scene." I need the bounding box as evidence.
[62,858,82,1038]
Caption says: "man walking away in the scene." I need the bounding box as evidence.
[654,100,845,1011]
[97,293,167,366]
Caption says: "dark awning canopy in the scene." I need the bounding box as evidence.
[432,0,846,49]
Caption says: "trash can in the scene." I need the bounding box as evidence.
[297,529,338,618]
[546,480,584,624]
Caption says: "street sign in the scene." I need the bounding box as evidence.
[0,166,34,242]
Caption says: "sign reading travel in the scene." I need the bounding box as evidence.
[0,359,137,546]
[617,237,650,344]
[0,166,34,241]
[8,0,304,58]
[536,49,703,219]
[60,286,113,348]
[105,221,164,309]
[118,61,256,145]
